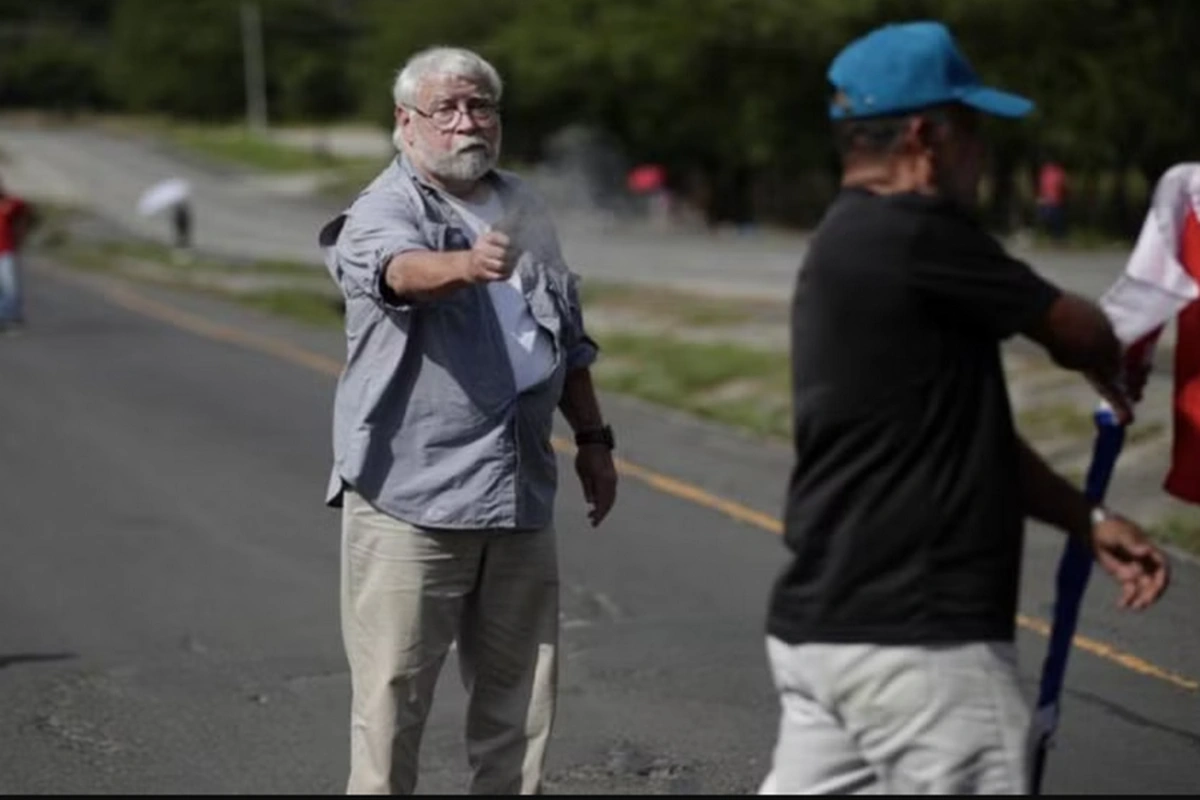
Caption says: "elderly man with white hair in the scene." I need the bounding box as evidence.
[318,46,618,794]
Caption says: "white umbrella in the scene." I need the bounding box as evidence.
[137,177,192,217]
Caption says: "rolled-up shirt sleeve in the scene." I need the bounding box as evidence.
[563,270,600,371]
[321,186,430,310]
[509,190,597,371]
[533,205,599,371]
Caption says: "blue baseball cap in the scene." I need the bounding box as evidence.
[828,21,1034,120]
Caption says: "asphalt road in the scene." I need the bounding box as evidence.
[0,122,1198,793]
[0,255,1198,794]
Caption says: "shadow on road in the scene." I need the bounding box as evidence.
[0,652,77,671]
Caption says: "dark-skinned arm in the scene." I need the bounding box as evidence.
[558,366,605,432]
[1020,435,1170,610]
[1019,436,1092,543]
[1025,291,1122,377]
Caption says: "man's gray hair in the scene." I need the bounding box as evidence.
[392,46,503,108]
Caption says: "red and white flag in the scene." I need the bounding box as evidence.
[1099,163,1200,503]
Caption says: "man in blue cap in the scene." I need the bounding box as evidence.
[760,21,1169,794]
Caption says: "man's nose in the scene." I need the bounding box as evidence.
[454,108,481,134]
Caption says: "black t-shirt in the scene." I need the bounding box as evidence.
[768,187,1061,645]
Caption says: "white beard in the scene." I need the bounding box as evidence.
[412,132,501,184]
[431,146,496,182]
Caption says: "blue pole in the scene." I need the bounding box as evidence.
[1030,406,1126,793]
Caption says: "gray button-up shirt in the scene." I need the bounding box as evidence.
[318,155,598,530]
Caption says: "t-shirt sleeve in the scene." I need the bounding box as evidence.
[908,215,1061,339]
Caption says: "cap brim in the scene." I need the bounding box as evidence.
[959,86,1034,118]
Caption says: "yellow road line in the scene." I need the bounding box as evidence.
[101,283,346,378]
[85,272,1199,694]
[1016,614,1197,691]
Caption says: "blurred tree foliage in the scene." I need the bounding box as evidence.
[1,0,1197,232]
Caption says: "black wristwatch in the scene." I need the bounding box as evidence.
[575,424,615,450]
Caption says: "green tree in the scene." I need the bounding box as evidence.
[0,0,114,112]
[106,0,245,119]
[350,0,520,132]
[9,0,1199,235]
[261,0,358,122]
[488,0,871,223]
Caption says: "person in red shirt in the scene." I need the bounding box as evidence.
[1036,160,1069,241]
[0,177,35,330]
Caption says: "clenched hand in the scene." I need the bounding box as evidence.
[461,230,515,283]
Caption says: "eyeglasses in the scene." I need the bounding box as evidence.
[404,98,500,131]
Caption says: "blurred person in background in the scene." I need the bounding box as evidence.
[0,177,35,332]
[1036,159,1069,241]
[627,162,672,230]
[171,199,193,254]
[318,46,618,795]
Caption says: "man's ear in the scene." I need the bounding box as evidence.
[908,115,939,154]
[394,105,414,147]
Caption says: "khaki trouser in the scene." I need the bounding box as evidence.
[340,490,559,795]
[760,638,1032,795]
